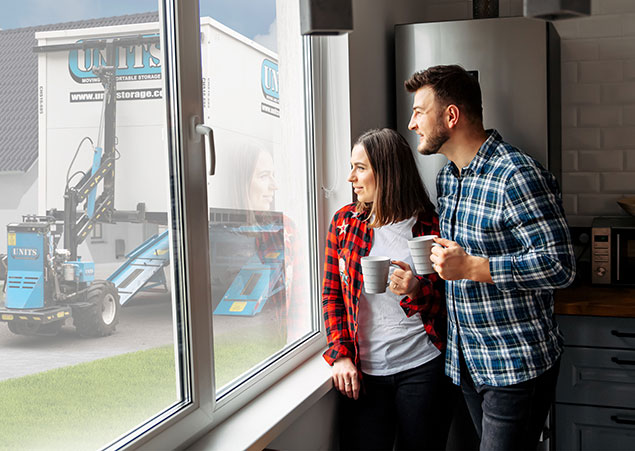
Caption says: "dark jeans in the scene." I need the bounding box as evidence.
[339,354,455,451]
[459,351,560,451]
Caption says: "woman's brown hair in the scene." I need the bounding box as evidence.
[354,128,435,227]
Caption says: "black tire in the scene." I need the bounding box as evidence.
[7,319,64,336]
[8,320,41,336]
[74,280,120,337]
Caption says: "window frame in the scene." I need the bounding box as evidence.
[105,2,328,450]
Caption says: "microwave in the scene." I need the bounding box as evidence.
[591,217,635,286]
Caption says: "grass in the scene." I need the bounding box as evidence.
[213,326,285,391]
[0,346,177,451]
[0,327,285,451]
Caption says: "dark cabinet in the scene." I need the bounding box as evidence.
[555,315,635,450]
[556,405,635,450]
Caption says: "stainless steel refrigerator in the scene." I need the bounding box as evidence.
[395,17,561,204]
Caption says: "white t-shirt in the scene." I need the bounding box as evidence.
[357,216,440,376]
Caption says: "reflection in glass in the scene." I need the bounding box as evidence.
[204,3,314,386]
[0,3,182,450]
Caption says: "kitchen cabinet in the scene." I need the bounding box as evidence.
[555,314,635,450]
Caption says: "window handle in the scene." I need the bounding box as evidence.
[611,330,635,338]
[190,116,216,176]
[611,415,635,426]
[611,356,635,366]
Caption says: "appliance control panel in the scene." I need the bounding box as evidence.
[591,226,611,284]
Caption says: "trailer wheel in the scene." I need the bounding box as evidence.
[74,281,120,337]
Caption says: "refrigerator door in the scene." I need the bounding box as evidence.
[396,17,560,204]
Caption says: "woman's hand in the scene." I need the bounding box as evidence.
[332,357,360,400]
[389,260,420,299]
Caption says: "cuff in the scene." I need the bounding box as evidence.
[489,255,516,292]
[322,341,354,366]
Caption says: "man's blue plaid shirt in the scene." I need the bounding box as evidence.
[437,130,575,387]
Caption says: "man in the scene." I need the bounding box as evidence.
[405,65,575,450]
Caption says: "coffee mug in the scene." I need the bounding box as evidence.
[407,235,440,275]
[360,256,399,294]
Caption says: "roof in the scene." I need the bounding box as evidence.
[0,12,159,173]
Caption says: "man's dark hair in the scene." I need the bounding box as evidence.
[354,128,435,227]
[405,65,483,123]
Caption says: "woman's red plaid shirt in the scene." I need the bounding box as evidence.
[322,203,446,369]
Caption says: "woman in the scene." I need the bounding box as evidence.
[322,128,451,450]
[209,140,308,343]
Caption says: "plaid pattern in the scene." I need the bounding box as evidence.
[255,217,309,343]
[437,130,576,387]
[322,203,446,370]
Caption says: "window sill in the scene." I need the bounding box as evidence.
[188,350,333,450]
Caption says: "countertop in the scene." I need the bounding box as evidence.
[555,282,635,318]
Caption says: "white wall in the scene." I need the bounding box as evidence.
[554,0,635,225]
[265,390,339,450]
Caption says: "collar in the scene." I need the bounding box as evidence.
[444,129,502,177]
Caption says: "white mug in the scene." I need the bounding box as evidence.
[360,256,399,294]
[407,235,440,275]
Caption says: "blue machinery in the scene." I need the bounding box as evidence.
[107,230,170,306]
[0,211,285,336]
[0,37,283,337]
[0,36,170,337]
[212,221,285,317]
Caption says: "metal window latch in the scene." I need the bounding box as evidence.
[190,115,216,176]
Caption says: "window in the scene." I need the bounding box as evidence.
[0,1,323,449]
[199,0,318,399]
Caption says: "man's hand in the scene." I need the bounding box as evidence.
[332,357,360,400]
[431,237,493,283]
[389,260,420,299]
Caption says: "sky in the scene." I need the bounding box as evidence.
[0,0,277,50]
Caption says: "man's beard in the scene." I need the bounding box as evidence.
[418,117,449,156]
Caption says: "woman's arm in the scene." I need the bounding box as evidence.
[398,272,444,321]
[322,213,354,365]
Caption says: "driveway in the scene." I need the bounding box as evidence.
[0,288,283,382]
[0,291,175,382]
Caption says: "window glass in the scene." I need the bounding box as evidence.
[199,0,316,396]
[0,0,319,447]
[0,2,186,449]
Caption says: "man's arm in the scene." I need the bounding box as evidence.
[431,165,575,290]
[488,165,576,291]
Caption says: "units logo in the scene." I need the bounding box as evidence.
[68,34,162,84]
[261,59,279,103]
[11,248,40,260]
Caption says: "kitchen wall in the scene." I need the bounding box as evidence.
[411,0,635,226]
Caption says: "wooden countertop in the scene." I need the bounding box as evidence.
[555,283,635,318]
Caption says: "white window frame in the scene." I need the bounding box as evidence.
[104,1,329,449]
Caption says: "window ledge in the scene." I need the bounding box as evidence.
[188,351,333,450]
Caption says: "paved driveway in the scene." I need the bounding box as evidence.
[0,292,175,382]
[0,289,283,382]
